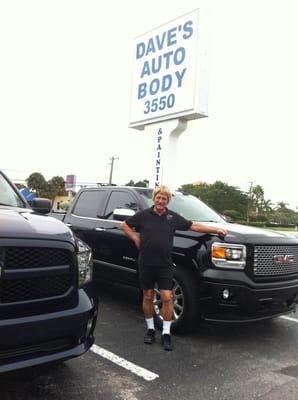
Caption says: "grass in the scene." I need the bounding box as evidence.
[268,227,298,232]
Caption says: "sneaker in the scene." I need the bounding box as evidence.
[144,329,156,344]
[161,334,173,351]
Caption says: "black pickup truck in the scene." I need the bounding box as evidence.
[0,171,98,373]
[54,186,298,333]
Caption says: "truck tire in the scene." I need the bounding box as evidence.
[153,265,200,334]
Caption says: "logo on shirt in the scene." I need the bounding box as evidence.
[166,214,173,221]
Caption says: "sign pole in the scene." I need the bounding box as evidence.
[145,118,188,190]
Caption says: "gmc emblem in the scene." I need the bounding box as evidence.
[273,254,295,265]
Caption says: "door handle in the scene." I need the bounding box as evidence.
[95,227,106,231]
[123,256,136,262]
[66,223,72,227]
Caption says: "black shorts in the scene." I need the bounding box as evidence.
[138,265,173,290]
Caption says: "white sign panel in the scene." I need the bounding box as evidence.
[129,9,208,130]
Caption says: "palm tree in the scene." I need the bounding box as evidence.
[275,201,289,210]
[263,199,273,215]
[251,185,264,214]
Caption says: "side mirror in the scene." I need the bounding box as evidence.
[113,208,135,221]
[222,214,234,223]
[31,198,52,214]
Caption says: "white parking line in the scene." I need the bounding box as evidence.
[280,315,298,323]
[91,314,298,380]
[91,344,159,381]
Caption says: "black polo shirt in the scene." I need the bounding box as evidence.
[126,206,192,267]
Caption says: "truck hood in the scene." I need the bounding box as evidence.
[0,207,74,243]
[178,221,298,245]
[208,222,298,244]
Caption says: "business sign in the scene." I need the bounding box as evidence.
[65,174,76,190]
[129,9,208,129]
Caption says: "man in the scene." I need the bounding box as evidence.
[120,186,227,351]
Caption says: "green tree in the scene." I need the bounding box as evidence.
[180,181,249,219]
[26,173,66,200]
[40,176,66,200]
[181,180,298,226]
[263,199,273,213]
[48,176,66,195]
[275,201,289,209]
[26,173,47,197]
[251,184,264,214]
[267,201,298,225]
[134,179,149,187]
[125,179,149,187]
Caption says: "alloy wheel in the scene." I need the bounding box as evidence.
[153,278,185,322]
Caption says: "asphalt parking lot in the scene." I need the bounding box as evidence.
[1,282,298,400]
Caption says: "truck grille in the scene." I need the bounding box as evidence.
[254,245,298,276]
[5,247,71,269]
[0,247,75,303]
[1,275,72,303]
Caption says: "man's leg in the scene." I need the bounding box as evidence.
[160,289,173,322]
[139,264,157,344]
[143,289,156,344]
[160,289,174,351]
[143,289,154,319]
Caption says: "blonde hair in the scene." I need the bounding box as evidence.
[152,185,172,203]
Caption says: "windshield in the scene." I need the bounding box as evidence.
[0,173,26,208]
[135,189,225,223]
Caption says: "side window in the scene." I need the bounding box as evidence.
[72,190,106,218]
[104,191,138,220]
[0,174,25,208]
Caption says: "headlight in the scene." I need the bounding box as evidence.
[77,239,93,286]
[211,242,246,269]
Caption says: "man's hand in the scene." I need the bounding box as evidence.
[217,228,227,237]
[134,236,141,249]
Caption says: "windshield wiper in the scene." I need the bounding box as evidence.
[0,202,12,206]
[199,220,220,223]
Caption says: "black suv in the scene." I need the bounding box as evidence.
[0,171,98,373]
[59,186,298,333]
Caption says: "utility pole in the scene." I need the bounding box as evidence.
[246,181,254,224]
[108,156,119,185]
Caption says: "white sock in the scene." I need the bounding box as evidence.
[162,320,171,335]
[145,317,155,330]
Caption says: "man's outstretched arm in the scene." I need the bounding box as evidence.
[190,222,227,237]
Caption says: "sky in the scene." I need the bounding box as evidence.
[0,0,297,210]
